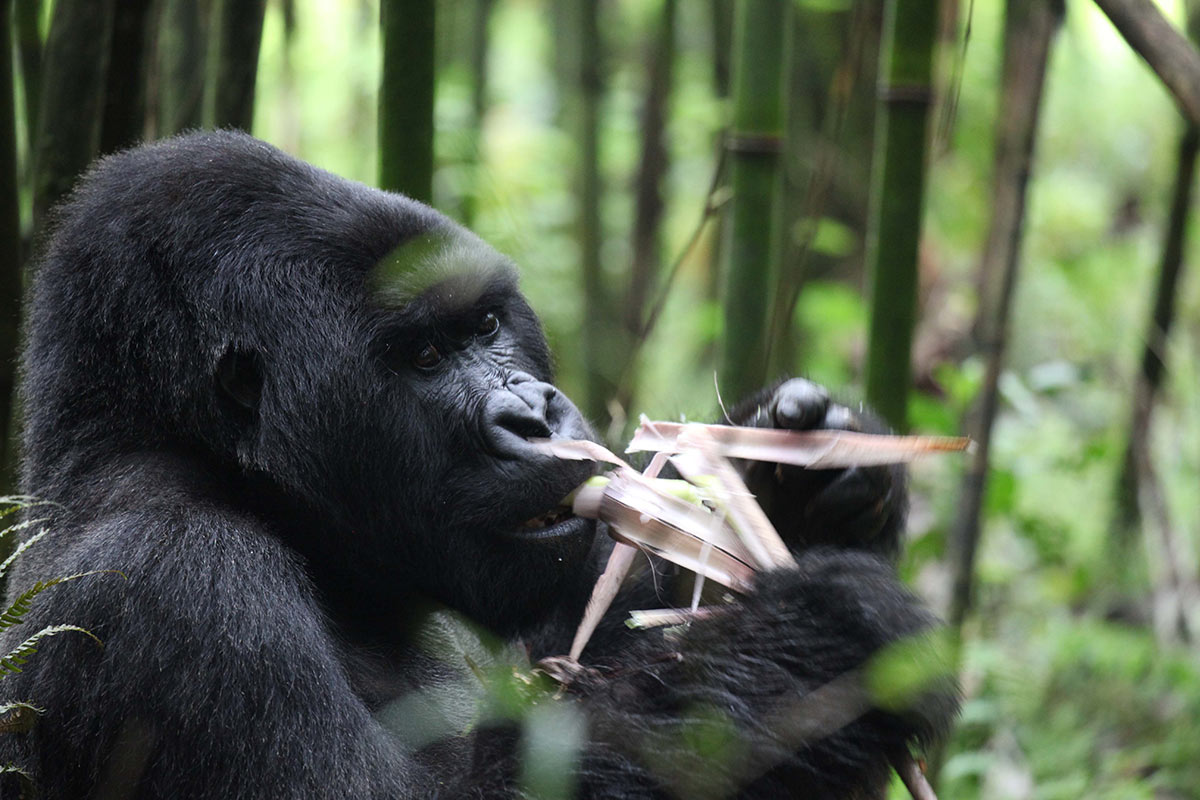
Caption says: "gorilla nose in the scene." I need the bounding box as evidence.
[483,372,587,459]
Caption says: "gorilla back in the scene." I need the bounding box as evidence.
[1,131,955,799]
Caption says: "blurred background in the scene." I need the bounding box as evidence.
[3,0,1200,796]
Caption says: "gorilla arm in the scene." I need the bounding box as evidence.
[567,550,955,799]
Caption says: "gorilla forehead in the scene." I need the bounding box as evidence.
[367,230,519,318]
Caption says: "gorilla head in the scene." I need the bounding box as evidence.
[23,131,596,634]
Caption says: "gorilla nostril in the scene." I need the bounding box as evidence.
[496,408,552,441]
[485,377,589,458]
[484,392,554,458]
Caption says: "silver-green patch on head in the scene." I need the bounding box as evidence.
[368,228,517,315]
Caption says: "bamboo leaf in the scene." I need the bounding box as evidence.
[0,530,47,581]
[530,438,633,469]
[669,430,794,569]
[568,543,637,660]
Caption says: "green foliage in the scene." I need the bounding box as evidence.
[0,702,42,735]
[939,617,1200,798]
[865,630,954,712]
[0,624,101,679]
[0,571,117,631]
[0,763,33,797]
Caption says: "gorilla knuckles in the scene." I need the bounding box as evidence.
[2,132,955,799]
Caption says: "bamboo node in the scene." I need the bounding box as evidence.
[724,133,784,155]
[877,83,934,105]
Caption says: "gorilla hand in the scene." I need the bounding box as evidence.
[728,378,907,560]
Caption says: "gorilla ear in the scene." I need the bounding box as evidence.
[216,347,264,412]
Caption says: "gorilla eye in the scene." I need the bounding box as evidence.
[476,312,500,337]
[414,343,442,370]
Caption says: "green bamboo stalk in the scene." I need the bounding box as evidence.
[203,0,267,132]
[710,0,732,99]
[574,0,612,424]
[14,0,42,144]
[1109,2,1200,561]
[0,0,21,494]
[100,0,154,154]
[626,0,676,331]
[378,0,435,203]
[718,0,791,404]
[32,0,116,232]
[862,0,938,431]
[619,0,676,414]
[460,0,494,227]
[158,0,212,137]
[945,0,1062,632]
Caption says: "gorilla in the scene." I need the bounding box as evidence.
[0,131,955,799]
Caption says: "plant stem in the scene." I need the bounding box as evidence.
[718,0,791,404]
[863,0,938,431]
[378,0,435,202]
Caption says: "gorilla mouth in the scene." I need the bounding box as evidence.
[508,506,588,541]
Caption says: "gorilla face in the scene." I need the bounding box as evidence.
[229,227,600,632]
[356,233,600,629]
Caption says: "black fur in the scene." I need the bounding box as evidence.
[0,131,955,799]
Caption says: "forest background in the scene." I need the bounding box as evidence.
[3,0,1200,797]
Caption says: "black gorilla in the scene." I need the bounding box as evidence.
[0,131,955,799]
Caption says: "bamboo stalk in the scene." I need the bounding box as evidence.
[203,0,267,132]
[0,0,20,494]
[99,0,154,154]
[573,0,614,424]
[1109,2,1200,558]
[862,0,938,431]
[946,0,1062,632]
[14,0,42,144]
[32,0,116,231]
[718,0,792,403]
[158,0,211,136]
[378,0,435,202]
[1093,0,1200,127]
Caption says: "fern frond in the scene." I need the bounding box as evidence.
[0,571,123,631]
[0,625,102,679]
[0,702,43,734]
[0,763,33,786]
[0,530,47,582]
[0,517,49,543]
[0,495,62,520]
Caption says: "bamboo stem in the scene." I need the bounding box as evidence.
[718,0,792,403]
[204,0,267,132]
[862,0,938,431]
[1094,0,1200,126]
[378,0,435,202]
[946,0,1062,631]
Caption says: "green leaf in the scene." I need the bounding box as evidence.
[865,630,955,711]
